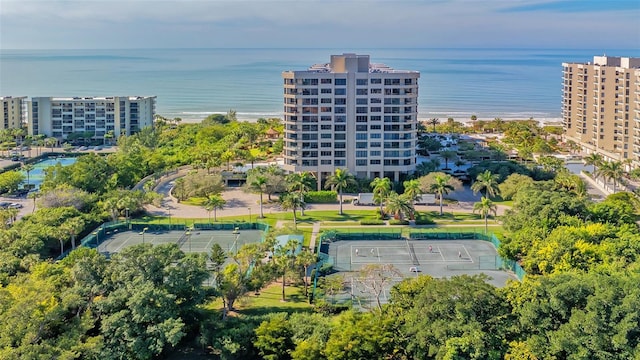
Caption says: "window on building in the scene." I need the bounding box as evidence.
[335,89,346,95]
[356,79,368,86]
[321,79,332,84]
[356,151,367,157]
[335,79,346,85]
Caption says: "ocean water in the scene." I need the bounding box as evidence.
[1,48,638,122]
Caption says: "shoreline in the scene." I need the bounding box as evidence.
[168,110,562,125]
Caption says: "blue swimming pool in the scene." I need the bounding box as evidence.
[22,157,78,190]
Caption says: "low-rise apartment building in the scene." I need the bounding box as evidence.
[28,96,156,142]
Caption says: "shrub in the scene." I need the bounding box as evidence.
[415,213,435,225]
[360,219,385,225]
[313,299,350,315]
[389,219,409,225]
[305,190,338,203]
[318,263,334,276]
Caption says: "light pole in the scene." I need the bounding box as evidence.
[92,227,102,249]
[125,208,130,229]
[139,227,149,244]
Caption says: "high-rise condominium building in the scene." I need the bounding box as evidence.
[282,53,420,188]
[28,96,156,142]
[562,56,640,168]
[1,96,27,130]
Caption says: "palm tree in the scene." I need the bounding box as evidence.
[21,163,34,187]
[491,117,505,133]
[44,137,57,152]
[286,172,314,216]
[471,170,500,199]
[583,153,603,178]
[324,168,356,215]
[248,175,268,218]
[598,160,625,193]
[402,179,423,217]
[370,177,392,216]
[473,197,497,234]
[280,192,305,229]
[62,217,85,250]
[296,249,317,297]
[428,118,440,133]
[203,194,226,222]
[439,150,457,169]
[415,159,441,177]
[276,239,300,301]
[429,173,456,215]
[385,192,414,220]
[27,191,39,213]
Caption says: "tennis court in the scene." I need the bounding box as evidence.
[322,238,518,308]
[97,228,264,257]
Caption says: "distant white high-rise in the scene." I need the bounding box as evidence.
[0,96,27,130]
[282,53,420,187]
[28,96,156,142]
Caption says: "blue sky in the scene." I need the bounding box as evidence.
[0,0,638,49]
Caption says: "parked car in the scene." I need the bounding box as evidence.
[8,203,23,209]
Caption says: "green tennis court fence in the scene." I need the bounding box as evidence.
[78,220,270,250]
[334,230,402,241]
[310,231,526,303]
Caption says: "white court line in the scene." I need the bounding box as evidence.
[113,236,133,253]
[205,236,215,252]
[463,245,473,263]
[438,246,445,261]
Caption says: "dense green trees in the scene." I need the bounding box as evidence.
[0,245,209,359]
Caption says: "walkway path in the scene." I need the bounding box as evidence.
[309,222,321,252]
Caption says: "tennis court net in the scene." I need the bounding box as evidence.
[177,232,189,247]
[406,239,420,266]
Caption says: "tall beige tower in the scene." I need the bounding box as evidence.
[282,53,420,188]
[1,96,27,130]
[562,56,640,168]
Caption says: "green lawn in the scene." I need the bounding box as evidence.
[203,283,313,317]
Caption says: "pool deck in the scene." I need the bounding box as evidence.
[0,146,115,221]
